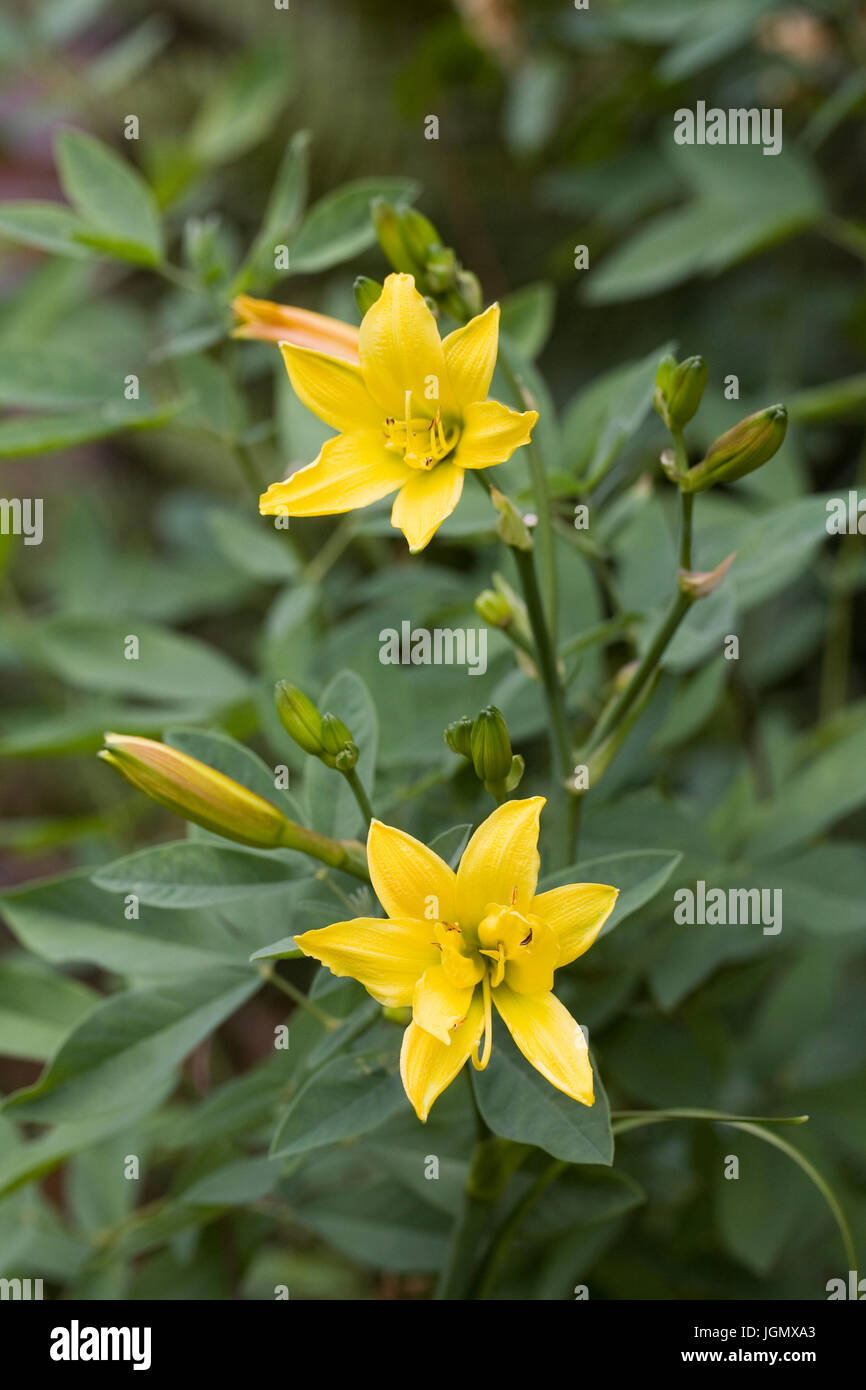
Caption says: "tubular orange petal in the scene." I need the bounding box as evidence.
[412,965,475,1045]
[493,984,594,1105]
[531,883,619,967]
[279,342,381,432]
[456,796,545,926]
[294,917,437,1007]
[453,400,538,468]
[442,303,500,408]
[232,296,361,362]
[259,432,409,518]
[390,460,464,552]
[400,992,485,1121]
[367,819,457,923]
[359,272,455,419]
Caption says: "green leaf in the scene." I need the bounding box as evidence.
[235,130,311,292]
[305,669,378,840]
[181,1156,278,1206]
[0,348,125,410]
[0,956,96,1061]
[271,1047,404,1158]
[0,400,181,458]
[0,868,254,977]
[474,1028,613,1165]
[561,342,673,482]
[289,1166,451,1272]
[586,146,823,304]
[3,968,258,1124]
[500,282,555,359]
[540,848,682,936]
[0,201,96,258]
[28,616,250,704]
[92,842,301,909]
[206,508,299,582]
[190,48,291,166]
[746,718,866,858]
[288,177,420,274]
[249,937,302,962]
[55,128,163,266]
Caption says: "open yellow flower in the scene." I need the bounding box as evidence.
[294,797,618,1121]
[259,273,538,553]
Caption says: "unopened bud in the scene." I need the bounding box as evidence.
[371,199,415,274]
[470,706,513,788]
[682,405,787,493]
[491,486,534,551]
[354,276,383,316]
[275,682,326,757]
[475,588,513,627]
[320,712,358,771]
[399,208,446,270]
[99,734,289,848]
[444,716,474,759]
[654,354,708,431]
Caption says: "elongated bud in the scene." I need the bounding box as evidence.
[475,588,513,628]
[399,208,446,270]
[654,354,708,431]
[99,735,289,849]
[444,716,474,759]
[682,405,787,493]
[371,198,415,274]
[320,712,359,771]
[470,706,513,788]
[275,682,326,757]
[491,486,535,551]
[353,276,383,316]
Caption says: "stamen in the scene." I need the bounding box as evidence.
[472,970,493,1071]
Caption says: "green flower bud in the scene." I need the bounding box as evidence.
[475,588,513,627]
[353,276,383,316]
[371,199,416,274]
[683,405,787,493]
[654,354,708,431]
[398,208,445,269]
[320,712,358,770]
[99,734,289,849]
[470,706,513,788]
[274,682,326,757]
[444,716,474,760]
[491,486,534,551]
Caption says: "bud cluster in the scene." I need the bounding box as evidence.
[368,199,482,320]
[275,682,359,771]
[444,705,524,800]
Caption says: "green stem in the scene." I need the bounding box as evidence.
[498,348,558,629]
[257,964,339,1030]
[232,442,267,503]
[341,767,375,825]
[277,819,369,881]
[585,489,695,756]
[472,1157,566,1299]
[611,1111,856,1272]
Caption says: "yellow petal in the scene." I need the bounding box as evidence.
[359,272,455,418]
[390,460,464,553]
[412,965,475,1045]
[442,303,499,407]
[493,984,594,1105]
[502,915,558,996]
[400,992,484,1121]
[456,796,545,927]
[259,431,409,518]
[453,400,538,468]
[531,883,619,967]
[294,917,437,1007]
[367,819,457,922]
[279,342,381,432]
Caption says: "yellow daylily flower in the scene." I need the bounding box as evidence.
[258,273,538,553]
[232,294,361,362]
[294,798,618,1121]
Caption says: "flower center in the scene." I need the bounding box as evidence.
[433,902,559,1071]
[382,390,459,470]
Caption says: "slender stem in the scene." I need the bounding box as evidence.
[277,818,369,880]
[472,1158,566,1299]
[584,489,695,756]
[498,350,558,628]
[232,442,267,503]
[341,767,375,825]
[257,964,339,1029]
